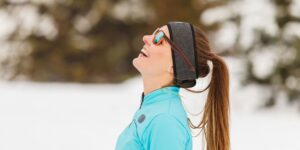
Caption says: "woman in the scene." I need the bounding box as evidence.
[115,21,230,150]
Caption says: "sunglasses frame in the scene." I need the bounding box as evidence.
[151,28,196,72]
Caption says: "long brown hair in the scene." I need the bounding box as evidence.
[184,25,230,150]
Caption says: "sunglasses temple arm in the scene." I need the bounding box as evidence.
[164,37,196,72]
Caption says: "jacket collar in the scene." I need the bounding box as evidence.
[139,86,180,109]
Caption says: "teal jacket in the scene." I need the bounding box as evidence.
[115,86,192,150]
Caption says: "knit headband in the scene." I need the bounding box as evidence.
[167,21,198,88]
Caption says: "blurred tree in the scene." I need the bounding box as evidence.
[0,0,152,83]
[0,0,223,83]
[200,0,300,107]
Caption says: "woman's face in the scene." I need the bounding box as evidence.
[132,25,173,77]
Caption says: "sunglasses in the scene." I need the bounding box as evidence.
[151,28,196,72]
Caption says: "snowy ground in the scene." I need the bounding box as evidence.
[0,57,300,150]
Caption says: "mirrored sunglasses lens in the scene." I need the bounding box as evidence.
[154,31,164,44]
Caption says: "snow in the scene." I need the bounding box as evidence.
[212,22,238,50]
[289,0,300,18]
[201,6,233,26]
[111,0,153,22]
[283,22,300,40]
[0,81,141,150]
[249,47,279,79]
[201,0,279,50]
[0,58,299,150]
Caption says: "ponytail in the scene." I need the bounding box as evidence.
[185,26,230,150]
[204,54,230,150]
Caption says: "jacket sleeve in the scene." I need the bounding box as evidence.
[141,113,189,150]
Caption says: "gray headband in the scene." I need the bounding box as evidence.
[167,21,198,88]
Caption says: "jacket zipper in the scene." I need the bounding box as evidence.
[139,92,144,109]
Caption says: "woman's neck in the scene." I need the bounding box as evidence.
[142,76,173,95]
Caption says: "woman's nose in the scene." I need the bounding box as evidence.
[143,35,151,46]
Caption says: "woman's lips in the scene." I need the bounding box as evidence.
[140,50,148,57]
[139,52,147,58]
[140,47,149,57]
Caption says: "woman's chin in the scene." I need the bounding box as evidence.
[132,57,142,71]
[132,54,149,74]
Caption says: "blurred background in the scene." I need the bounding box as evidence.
[0,0,299,149]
